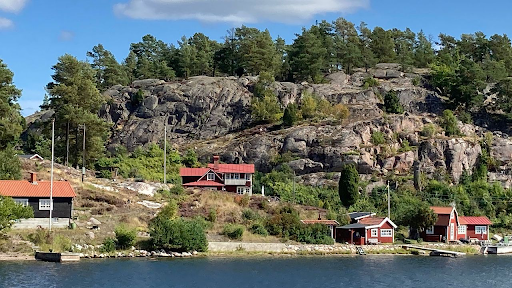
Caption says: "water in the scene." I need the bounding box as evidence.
[0,255,510,288]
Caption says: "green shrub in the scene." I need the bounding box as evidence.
[98,170,112,179]
[101,238,116,253]
[149,217,208,252]
[371,131,386,145]
[169,185,184,195]
[412,77,421,86]
[250,223,269,236]
[398,140,413,153]
[115,225,137,249]
[53,235,72,252]
[222,224,245,240]
[441,110,461,136]
[458,110,473,124]
[384,90,404,114]
[283,103,301,126]
[207,209,217,223]
[242,209,259,221]
[421,124,436,138]
[363,77,379,89]
[131,89,144,106]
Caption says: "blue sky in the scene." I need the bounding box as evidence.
[1,0,512,116]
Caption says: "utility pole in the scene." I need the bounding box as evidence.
[65,121,69,166]
[163,119,167,184]
[80,124,86,182]
[293,170,296,204]
[49,119,55,231]
[387,181,390,219]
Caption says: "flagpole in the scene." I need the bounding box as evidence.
[50,119,55,231]
[387,181,390,219]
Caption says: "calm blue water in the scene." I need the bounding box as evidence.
[0,255,510,288]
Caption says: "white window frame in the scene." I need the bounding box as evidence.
[475,226,487,234]
[458,225,467,235]
[381,229,393,237]
[426,226,434,235]
[245,187,250,194]
[234,173,240,180]
[14,199,29,207]
[225,173,231,180]
[245,174,251,181]
[207,172,215,181]
[237,187,245,195]
[39,199,52,211]
[371,229,378,237]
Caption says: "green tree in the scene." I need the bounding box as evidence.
[414,30,435,68]
[288,26,328,82]
[0,59,24,149]
[441,110,461,137]
[87,44,129,90]
[395,197,437,239]
[449,58,486,109]
[492,77,512,117]
[0,196,33,231]
[370,27,396,63]
[338,164,359,208]
[283,103,300,126]
[357,22,377,71]
[46,54,110,167]
[0,147,21,180]
[384,90,404,114]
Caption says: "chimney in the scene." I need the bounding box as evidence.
[30,172,37,183]
[318,213,322,220]
[213,156,220,171]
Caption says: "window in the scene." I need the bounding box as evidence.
[245,174,251,181]
[237,187,245,195]
[475,226,487,234]
[371,229,378,237]
[381,229,393,237]
[458,225,467,234]
[14,199,28,207]
[39,199,52,210]
[234,173,240,179]
[225,173,232,180]
[426,226,434,235]
[245,188,250,194]
[207,172,215,181]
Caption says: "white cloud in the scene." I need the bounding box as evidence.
[113,0,369,24]
[0,17,13,29]
[59,30,75,41]
[0,0,28,13]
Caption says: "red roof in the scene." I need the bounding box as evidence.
[460,216,492,225]
[0,180,76,198]
[180,168,210,177]
[301,220,339,225]
[207,164,255,174]
[182,180,225,187]
[430,206,454,215]
[359,217,385,225]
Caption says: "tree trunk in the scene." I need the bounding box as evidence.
[65,121,70,166]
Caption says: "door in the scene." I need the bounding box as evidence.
[450,223,455,241]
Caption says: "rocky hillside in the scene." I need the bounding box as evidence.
[28,63,512,187]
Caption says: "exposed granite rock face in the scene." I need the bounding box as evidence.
[24,68,512,187]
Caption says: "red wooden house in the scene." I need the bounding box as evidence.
[337,215,397,245]
[459,216,492,241]
[180,156,255,195]
[421,206,459,242]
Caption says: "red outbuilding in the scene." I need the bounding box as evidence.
[337,216,397,245]
[421,206,459,243]
[459,216,492,241]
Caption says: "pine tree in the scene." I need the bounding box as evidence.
[338,164,360,208]
[47,54,110,167]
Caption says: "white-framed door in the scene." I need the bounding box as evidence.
[449,223,455,241]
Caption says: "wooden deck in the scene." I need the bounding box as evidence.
[402,245,466,257]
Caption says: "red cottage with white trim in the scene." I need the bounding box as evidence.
[459,216,492,241]
[336,213,397,245]
[180,156,255,195]
[421,206,459,242]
